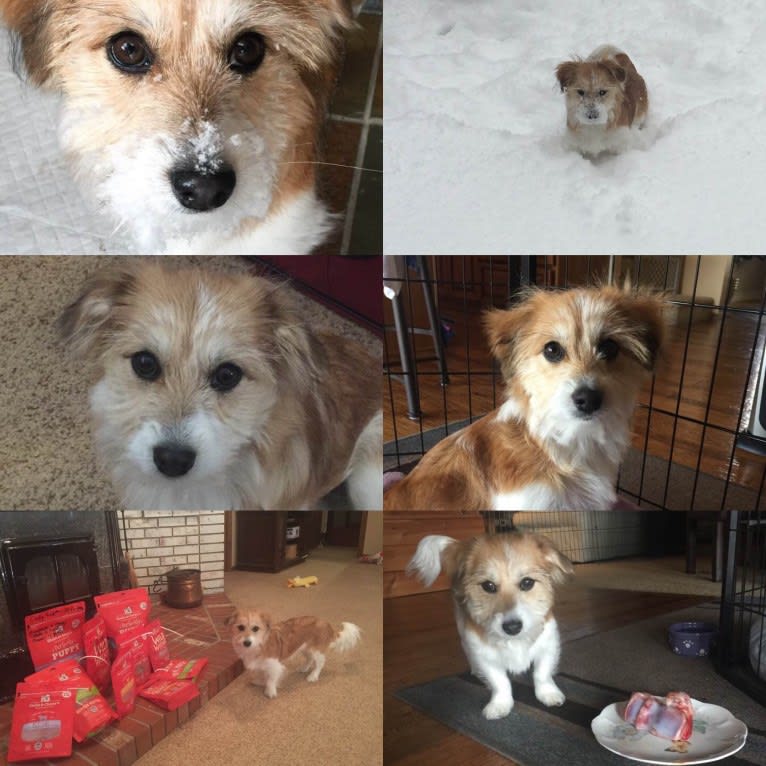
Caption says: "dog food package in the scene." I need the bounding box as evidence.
[7,683,76,762]
[144,620,171,671]
[24,659,118,742]
[94,587,151,642]
[151,657,208,683]
[138,678,200,711]
[24,601,86,670]
[114,626,152,688]
[82,614,111,694]
[110,649,138,718]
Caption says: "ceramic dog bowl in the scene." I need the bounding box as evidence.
[668,621,717,657]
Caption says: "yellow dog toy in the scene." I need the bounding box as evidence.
[287,575,319,588]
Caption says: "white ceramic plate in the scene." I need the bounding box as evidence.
[591,697,748,765]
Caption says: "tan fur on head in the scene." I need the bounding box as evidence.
[58,262,382,510]
[385,286,664,511]
[0,0,355,252]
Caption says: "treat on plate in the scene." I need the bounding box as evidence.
[623,691,694,742]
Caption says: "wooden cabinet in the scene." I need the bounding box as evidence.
[234,512,323,572]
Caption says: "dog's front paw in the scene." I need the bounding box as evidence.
[482,698,513,719]
[264,686,278,699]
[535,683,565,707]
[306,671,320,683]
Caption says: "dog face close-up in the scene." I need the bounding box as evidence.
[556,59,627,129]
[58,264,336,509]
[0,0,351,252]
[428,533,572,643]
[484,286,663,456]
[227,608,270,654]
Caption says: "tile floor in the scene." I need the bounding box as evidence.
[0,594,242,766]
[318,0,383,255]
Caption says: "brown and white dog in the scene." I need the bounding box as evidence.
[227,608,361,698]
[385,286,663,511]
[0,0,353,254]
[556,45,648,156]
[58,262,382,510]
[407,532,573,719]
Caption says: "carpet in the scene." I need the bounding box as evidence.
[136,547,382,766]
[396,604,766,766]
[384,420,765,511]
[0,256,380,510]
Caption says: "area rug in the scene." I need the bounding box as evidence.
[396,604,766,766]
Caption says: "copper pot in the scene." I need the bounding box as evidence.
[165,568,203,609]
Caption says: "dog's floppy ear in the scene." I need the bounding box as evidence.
[0,0,54,84]
[260,612,272,629]
[57,266,138,360]
[601,60,627,84]
[483,294,538,379]
[224,610,240,627]
[555,61,579,92]
[532,534,574,585]
[616,291,665,371]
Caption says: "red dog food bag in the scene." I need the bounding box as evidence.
[153,657,208,683]
[110,649,138,718]
[24,601,86,670]
[8,683,76,762]
[25,660,117,743]
[82,614,111,694]
[115,626,152,688]
[95,587,151,642]
[139,678,200,711]
[144,620,171,671]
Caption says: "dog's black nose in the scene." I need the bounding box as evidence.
[502,619,523,636]
[572,386,603,415]
[243,639,252,648]
[585,109,599,120]
[153,444,196,477]
[170,165,236,211]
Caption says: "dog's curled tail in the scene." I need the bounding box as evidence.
[331,622,361,652]
[406,535,456,587]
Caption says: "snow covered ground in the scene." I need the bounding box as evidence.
[384,0,766,254]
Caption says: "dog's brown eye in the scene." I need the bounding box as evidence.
[131,350,161,381]
[107,32,153,74]
[252,626,259,632]
[229,31,266,74]
[481,580,497,593]
[237,624,245,631]
[210,362,243,392]
[576,89,585,97]
[597,339,619,361]
[598,89,607,97]
[520,577,535,591]
[543,341,565,363]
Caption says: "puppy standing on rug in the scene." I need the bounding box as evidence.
[407,532,573,719]
[227,608,361,698]
[556,45,648,156]
[0,0,352,254]
[385,286,663,511]
[58,262,382,510]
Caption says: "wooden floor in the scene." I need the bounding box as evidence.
[384,295,766,494]
[384,585,710,766]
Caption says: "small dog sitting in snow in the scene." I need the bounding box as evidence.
[556,45,648,156]
[227,608,361,698]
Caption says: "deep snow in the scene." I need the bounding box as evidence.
[384,0,766,254]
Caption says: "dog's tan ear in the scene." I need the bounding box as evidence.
[260,612,272,629]
[57,267,138,360]
[223,611,239,627]
[601,60,627,84]
[555,61,579,91]
[440,538,471,582]
[1,0,54,85]
[483,295,538,378]
[532,534,574,585]
[617,292,665,371]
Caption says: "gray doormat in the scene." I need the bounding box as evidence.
[384,419,766,511]
[395,672,766,766]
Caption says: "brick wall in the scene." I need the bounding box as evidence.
[118,512,225,594]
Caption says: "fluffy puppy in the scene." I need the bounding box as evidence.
[0,0,353,254]
[408,532,573,719]
[556,45,648,156]
[227,608,361,698]
[385,286,663,511]
[58,262,382,510]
